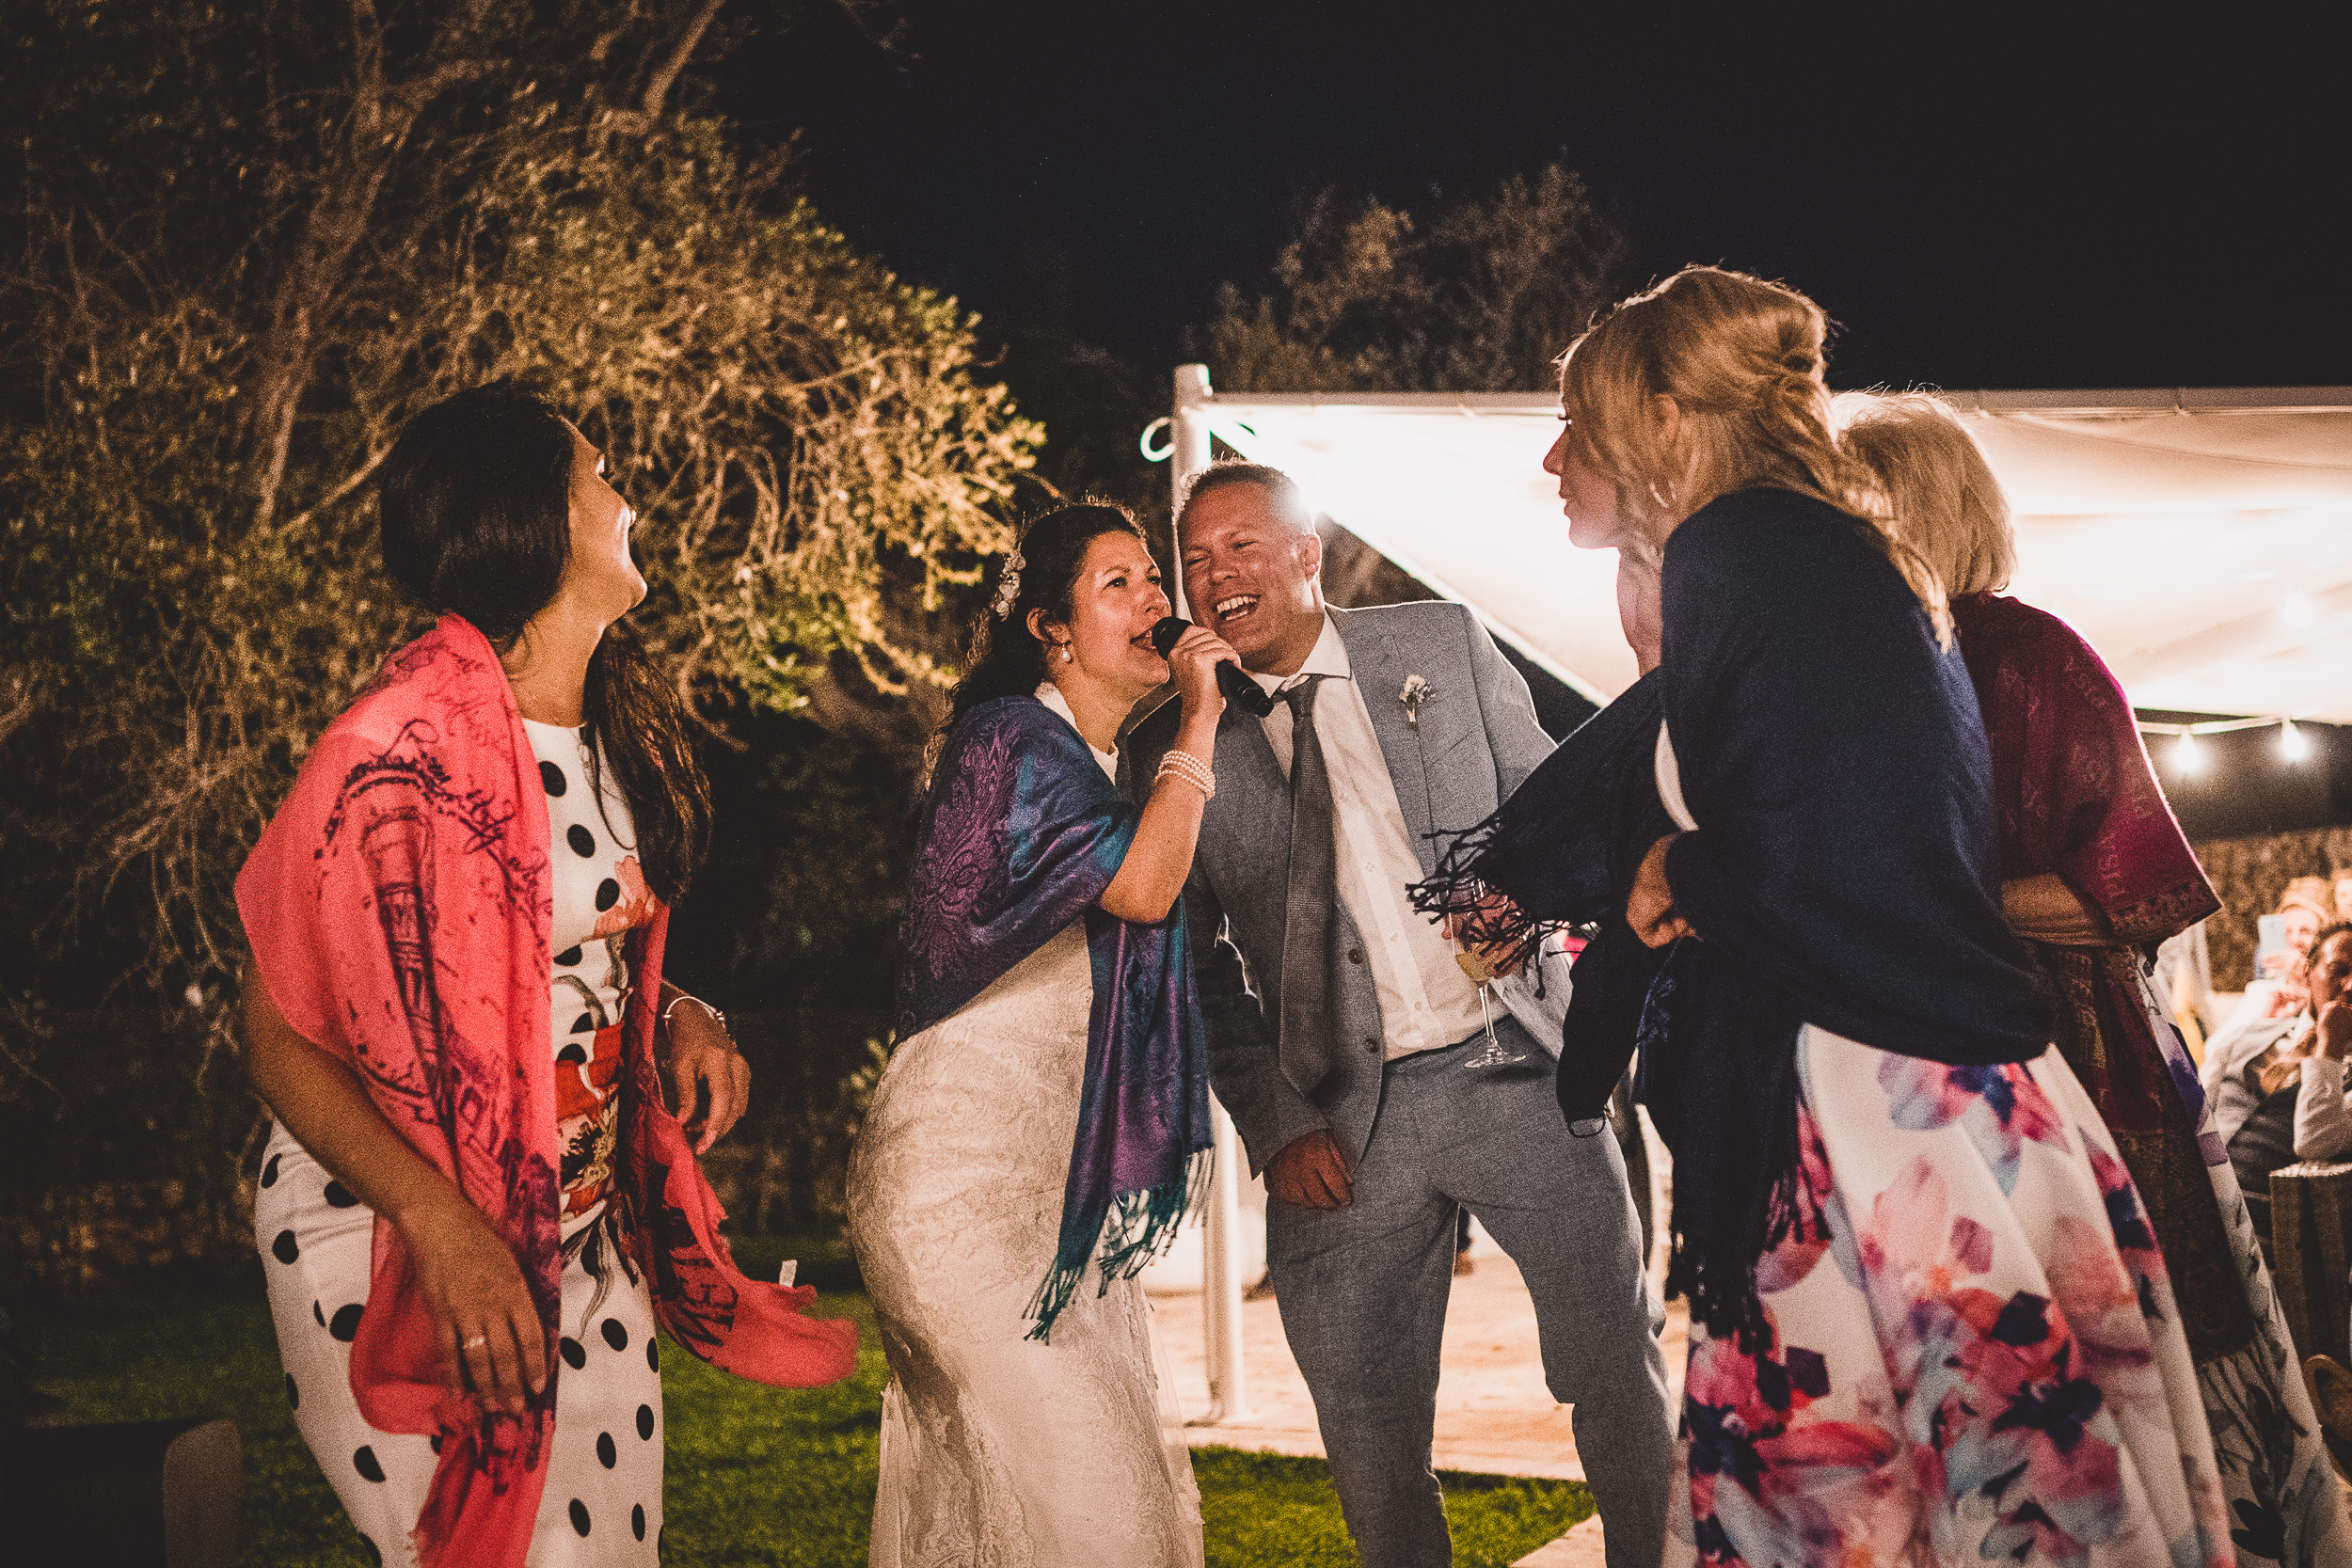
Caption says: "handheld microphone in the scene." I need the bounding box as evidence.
[1150,615,1276,718]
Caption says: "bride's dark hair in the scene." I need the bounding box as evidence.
[378,381,712,903]
[939,501,1150,739]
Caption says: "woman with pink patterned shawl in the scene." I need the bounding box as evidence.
[237,384,856,1568]
[1842,391,2351,1568]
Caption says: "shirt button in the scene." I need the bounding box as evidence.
[1348,947,1365,964]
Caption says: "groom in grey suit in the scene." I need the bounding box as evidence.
[1128,463,1672,1568]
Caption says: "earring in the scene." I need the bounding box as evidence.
[1059,643,1074,663]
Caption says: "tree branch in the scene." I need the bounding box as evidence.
[640,0,726,121]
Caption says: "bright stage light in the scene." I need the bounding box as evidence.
[2282,719,2312,761]
[2173,730,2203,775]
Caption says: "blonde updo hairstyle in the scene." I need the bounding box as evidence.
[1557,265,1948,640]
[1834,391,2016,599]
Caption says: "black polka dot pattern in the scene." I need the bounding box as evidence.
[554,945,582,968]
[429,1433,443,1454]
[646,1338,660,1372]
[262,1153,281,1187]
[311,1300,326,1328]
[285,1373,298,1409]
[359,1535,382,1568]
[540,760,567,796]
[323,1180,358,1209]
[354,1445,385,1483]
[633,1504,646,1541]
[560,1337,587,1370]
[558,1042,589,1066]
[567,824,596,857]
[570,1012,596,1036]
[569,1498,592,1537]
[596,1431,616,1468]
[595,878,621,911]
[272,1229,299,1265]
[636,1403,654,1440]
[600,1318,628,1353]
[329,1303,364,1342]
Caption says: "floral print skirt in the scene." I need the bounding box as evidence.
[1665,1026,2233,1568]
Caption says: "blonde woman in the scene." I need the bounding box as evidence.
[1543,267,2233,1568]
[1842,389,2349,1568]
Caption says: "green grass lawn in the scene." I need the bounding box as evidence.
[12,1239,1591,1566]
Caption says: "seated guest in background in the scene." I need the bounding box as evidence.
[2233,879,2332,1026]
[2276,922,2352,1160]
[2208,926,2352,1225]
[2335,867,2352,925]
[1840,389,2352,1566]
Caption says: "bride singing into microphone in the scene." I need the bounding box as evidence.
[847,501,1238,1568]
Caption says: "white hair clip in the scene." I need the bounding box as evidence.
[991,545,1025,620]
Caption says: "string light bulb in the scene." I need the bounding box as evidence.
[2173,730,2203,775]
[2282,719,2311,762]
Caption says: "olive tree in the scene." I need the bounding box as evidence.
[0,0,1034,1278]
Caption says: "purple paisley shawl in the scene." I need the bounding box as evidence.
[898,696,1212,1338]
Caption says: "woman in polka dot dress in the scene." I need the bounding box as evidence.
[238,384,856,1568]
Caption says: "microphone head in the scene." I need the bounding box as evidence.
[1148,615,1190,657]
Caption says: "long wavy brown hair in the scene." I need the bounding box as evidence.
[378,382,712,902]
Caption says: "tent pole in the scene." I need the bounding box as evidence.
[1170,364,1212,620]
[1171,363,1254,1428]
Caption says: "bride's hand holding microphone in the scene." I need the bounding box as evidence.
[1153,618,1248,722]
[1098,617,1239,924]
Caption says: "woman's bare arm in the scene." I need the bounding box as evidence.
[1102,625,1228,925]
[2002,874,2111,946]
[242,961,546,1414]
[1101,705,1220,924]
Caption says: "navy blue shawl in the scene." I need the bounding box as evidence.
[1656,488,2045,1342]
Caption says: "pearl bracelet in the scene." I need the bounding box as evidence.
[1155,749,1216,800]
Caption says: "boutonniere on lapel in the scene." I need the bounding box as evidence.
[1398,673,1436,727]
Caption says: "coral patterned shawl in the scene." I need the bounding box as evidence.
[237,616,856,1568]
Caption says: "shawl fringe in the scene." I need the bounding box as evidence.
[1025,1148,1214,1342]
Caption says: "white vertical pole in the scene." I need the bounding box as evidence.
[1170,364,1252,1426]
[1199,1101,1253,1424]
[1169,364,1213,621]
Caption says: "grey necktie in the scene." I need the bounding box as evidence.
[1279,675,1340,1091]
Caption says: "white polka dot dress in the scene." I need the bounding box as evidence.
[253,721,665,1565]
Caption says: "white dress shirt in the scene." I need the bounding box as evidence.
[1250,614,1487,1060]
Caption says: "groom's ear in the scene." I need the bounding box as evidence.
[1294,525,1324,583]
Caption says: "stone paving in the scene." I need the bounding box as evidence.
[1146,1114,1681,1562]
[1152,1214,1686,1564]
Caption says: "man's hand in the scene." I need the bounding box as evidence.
[2318,1000,2352,1063]
[1266,1129,1353,1209]
[1627,833,1693,949]
[1442,888,1529,978]
[663,999,751,1155]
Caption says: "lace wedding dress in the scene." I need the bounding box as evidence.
[849,919,1204,1568]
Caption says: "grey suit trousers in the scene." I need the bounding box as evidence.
[1266,1030,1674,1568]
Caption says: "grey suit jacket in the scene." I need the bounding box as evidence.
[1126,601,1555,1176]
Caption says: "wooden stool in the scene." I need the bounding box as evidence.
[0,1415,240,1567]
[2271,1161,2352,1368]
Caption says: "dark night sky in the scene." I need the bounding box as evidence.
[723,1,2346,392]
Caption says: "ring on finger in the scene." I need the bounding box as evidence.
[462,1333,488,1350]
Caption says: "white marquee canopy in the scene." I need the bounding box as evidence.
[1168,374,2352,724]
